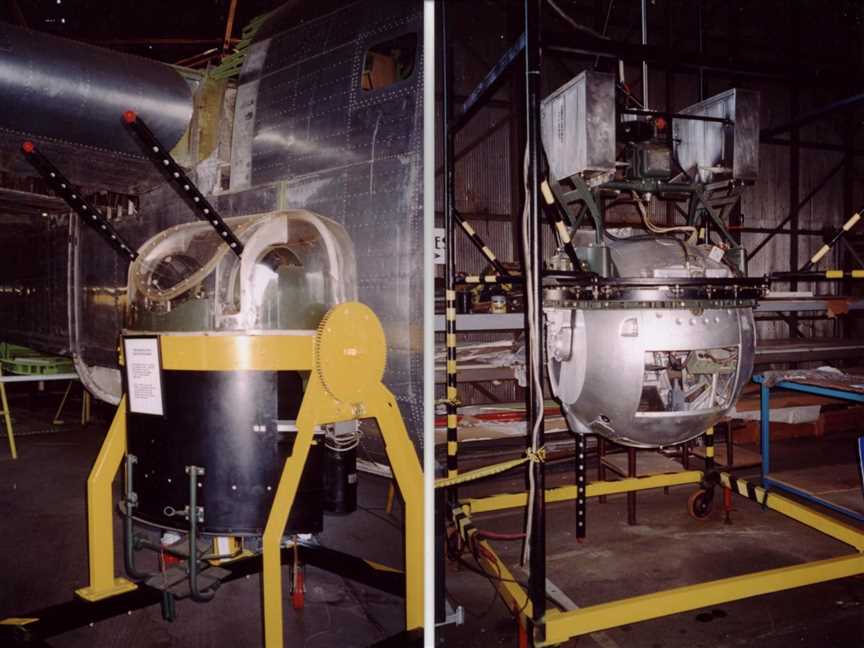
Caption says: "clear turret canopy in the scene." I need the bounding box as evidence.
[127,210,357,333]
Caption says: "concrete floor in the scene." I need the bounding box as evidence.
[4,385,864,647]
[439,439,864,648]
[0,388,409,647]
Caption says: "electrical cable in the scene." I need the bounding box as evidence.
[547,0,611,40]
[519,144,545,568]
[632,191,697,244]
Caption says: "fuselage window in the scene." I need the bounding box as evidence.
[360,32,417,91]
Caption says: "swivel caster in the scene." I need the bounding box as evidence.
[687,488,714,520]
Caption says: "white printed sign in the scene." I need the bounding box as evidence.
[123,337,164,416]
[433,227,446,265]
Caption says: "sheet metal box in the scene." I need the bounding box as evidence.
[541,71,616,182]
[674,88,760,183]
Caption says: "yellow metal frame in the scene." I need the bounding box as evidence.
[461,470,704,515]
[456,470,864,647]
[262,373,423,646]
[76,304,424,648]
[75,397,137,601]
[1,374,15,460]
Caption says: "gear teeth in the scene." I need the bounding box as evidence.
[314,308,337,399]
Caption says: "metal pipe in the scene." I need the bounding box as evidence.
[524,0,547,641]
[441,1,460,493]
[123,454,151,581]
[575,434,586,539]
[620,108,731,125]
[222,0,240,53]
[640,0,649,108]
[627,447,637,525]
[697,0,705,100]
[186,465,214,603]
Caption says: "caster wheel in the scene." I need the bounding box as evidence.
[688,489,714,520]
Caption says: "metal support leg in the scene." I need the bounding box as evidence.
[723,485,733,525]
[75,397,137,601]
[760,381,771,478]
[0,378,16,460]
[576,434,586,539]
[368,384,424,631]
[186,465,214,602]
[626,448,637,525]
[123,454,150,581]
[82,389,92,425]
[52,381,73,425]
[725,420,734,468]
[262,397,319,648]
[705,426,716,473]
[597,436,606,504]
[261,380,423,648]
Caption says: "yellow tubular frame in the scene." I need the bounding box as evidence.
[461,470,704,515]
[75,397,137,601]
[261,377,424,646]
[459,469,864,647]
[1,378,16,460]
[76,307,423,648]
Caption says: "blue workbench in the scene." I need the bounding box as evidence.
[753,373,864,522]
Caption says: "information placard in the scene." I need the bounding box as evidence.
[123,337,165,416]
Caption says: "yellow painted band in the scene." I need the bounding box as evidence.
[852,270,864,278]
[541,180,555,205]
[447,360,457,373]
[826,270,843,279]
[482,246,497,261]
[465,276,480,283]
[555,220,572,243]
[447,387,458,400]
[542,555,864,645]
[718,473,864,550]
[706,446,715,458]
[447,334,457,347]
[0,618,38,626]
[462,222,476,236]
[811,244,831,264]
[445,307,456,320]
[446,290,456,300]
[159,334,314,371]
[448,440,458,454]
[364,559,402,574]
[843,212,861,231]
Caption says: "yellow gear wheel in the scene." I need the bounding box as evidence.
[314,302,387,403]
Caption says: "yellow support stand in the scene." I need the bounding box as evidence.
[74,302,423,647]
[454,468,864,647]
[262,302,424,647]
[75,397,137,601]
